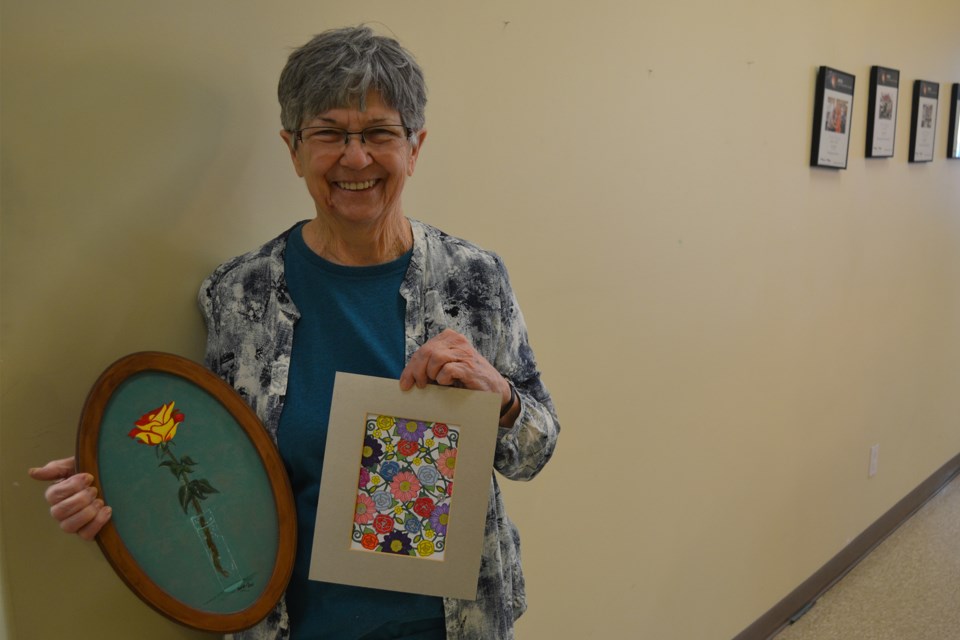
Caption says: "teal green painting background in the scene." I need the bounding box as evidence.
[98,372,279,613]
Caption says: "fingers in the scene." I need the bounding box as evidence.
[31,456,112,539]
[48,481,97,521]
[59,496,109,538]
[28,456,77,482]
[47,477,111,538]
[433,360,472,388]
[400,329,508,397]
[401,330,468,390]
[43,471,94,507]
[76,504,112,541]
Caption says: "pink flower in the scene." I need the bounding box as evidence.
[355,494,375,525]
[389,471,421,502]
[437,448,457,479]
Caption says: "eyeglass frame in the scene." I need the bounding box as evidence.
[290,124,415,150]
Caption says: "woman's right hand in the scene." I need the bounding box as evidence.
[29,456,112,541]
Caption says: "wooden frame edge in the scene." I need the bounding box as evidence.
[75,351,296,633]
[732,452,960,640]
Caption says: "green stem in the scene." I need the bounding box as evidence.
[159,444,229,577]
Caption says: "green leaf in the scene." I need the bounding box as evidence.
[194,478,219,495]
[181,456,196,465]
[178,485,190,513]
[438,444,448,453]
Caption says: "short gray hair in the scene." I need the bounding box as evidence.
[278,26,427,139]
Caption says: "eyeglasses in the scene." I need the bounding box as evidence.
[293,124,413,152]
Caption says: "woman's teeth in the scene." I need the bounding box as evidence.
[337,180,377,191]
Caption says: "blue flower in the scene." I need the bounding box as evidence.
[404,517,421,534]
[380,461,400,482]
[417,466,440,487]
[372,491,394,512]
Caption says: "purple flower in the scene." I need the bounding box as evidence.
[380,531,413,555]
[430,504,451,536]
[361,436,383,468]
[396,418,428,442]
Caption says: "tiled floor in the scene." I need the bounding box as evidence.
[773,474,960,639]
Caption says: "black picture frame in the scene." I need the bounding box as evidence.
[811,66,855,169]
[77,352,296,633]
[948,83,960,160]
[908,80,939,163]
[865,66,900,158]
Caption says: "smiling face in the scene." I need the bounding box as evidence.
[280,91,427,233]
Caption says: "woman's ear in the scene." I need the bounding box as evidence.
[279,130,305,178]
[407,129,428,176]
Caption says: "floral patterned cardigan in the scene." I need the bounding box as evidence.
[199,219,560,640]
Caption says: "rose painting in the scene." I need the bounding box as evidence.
[352,414,458,560]
[128,402,238,582]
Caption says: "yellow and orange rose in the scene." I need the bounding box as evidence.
[127,401,185,445]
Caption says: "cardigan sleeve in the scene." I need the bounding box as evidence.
[489,255,560,481]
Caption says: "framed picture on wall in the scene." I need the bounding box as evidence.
[865,66,900,158]
[948,83,960,160]
[76,352,296,632]
[908,80,939,162]
[811,66,855,169]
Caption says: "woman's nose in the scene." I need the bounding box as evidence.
[339,136,373,169]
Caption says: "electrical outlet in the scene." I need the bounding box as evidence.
[869,444,880,477]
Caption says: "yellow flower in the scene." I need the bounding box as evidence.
[385,443,395,453]
[394,505,403,515]
[374,429,383,438]
[371,476,381,485]
[417,540,435,557]
[424,528,435,540]
[127,402,185,445]
[413,458,422,466]
[376,415,395,430]
[425,438,435,447]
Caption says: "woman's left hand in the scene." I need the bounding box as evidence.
[400,329,517,424]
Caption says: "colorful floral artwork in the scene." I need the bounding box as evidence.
[352,414,458,560]
[128,402,238,582]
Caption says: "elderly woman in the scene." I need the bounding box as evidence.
[31,25,559,640]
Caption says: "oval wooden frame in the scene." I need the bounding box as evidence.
[76,352,295,633]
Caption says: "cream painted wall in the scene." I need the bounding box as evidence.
[3,1,959,639]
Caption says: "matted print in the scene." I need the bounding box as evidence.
[76,352,296,633]
[311,373,500,600]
